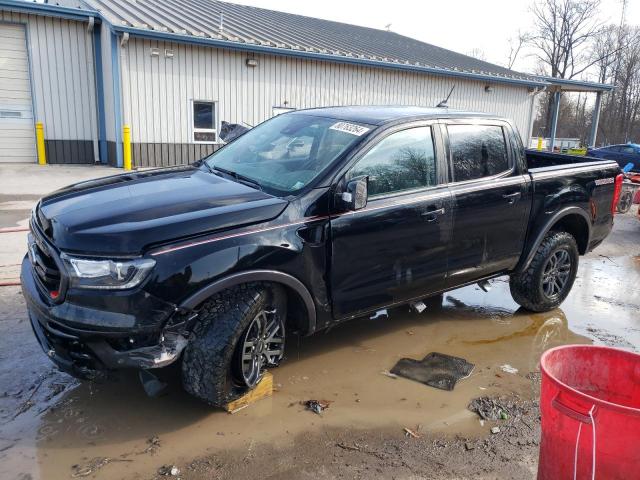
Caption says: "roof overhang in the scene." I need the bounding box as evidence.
[535,76,614,93]
[0,0,99,21]
[110,25,548,88]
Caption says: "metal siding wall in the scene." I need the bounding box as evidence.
[0,10,99,163]
[122,39,532,161]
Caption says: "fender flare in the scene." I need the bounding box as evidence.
[179,270,317,334]
[515,206,592,274]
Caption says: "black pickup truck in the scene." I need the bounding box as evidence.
[21,106,622,406]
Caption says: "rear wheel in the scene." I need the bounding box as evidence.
[617,190,633,213]
[181,283,286,406]
[509,231,579,312]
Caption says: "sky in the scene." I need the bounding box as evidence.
[230,0,639,78]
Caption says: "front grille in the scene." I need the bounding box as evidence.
[29,219,64,301]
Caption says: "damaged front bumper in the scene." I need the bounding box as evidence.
[21,255,191,379]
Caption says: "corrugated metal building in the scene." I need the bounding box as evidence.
[0,0,610,168]
[0,2,99,163]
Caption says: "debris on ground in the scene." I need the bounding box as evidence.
[500,364,519,374]
[302,399,331,415]
[390,352,474,391]
[335,441,361,452]
[71,457,132,478]
[468,396,511,421]
[44,382,67,402]
[158,464,181,476]
[403,427,421,439]
[380,370,398,379]
[490,426,501,434]
[144,435,161,454]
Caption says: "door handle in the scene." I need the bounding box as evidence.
[502,192,521,204]
[421,206,445,222]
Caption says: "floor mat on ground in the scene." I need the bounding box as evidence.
[390,352,475,391]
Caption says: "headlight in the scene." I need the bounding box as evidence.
[60,254,155,290]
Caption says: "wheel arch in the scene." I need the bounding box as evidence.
[179,270,317,335]
[516,207,591,274]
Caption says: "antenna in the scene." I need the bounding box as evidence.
[384,23,392,31]
[436,85,455,108]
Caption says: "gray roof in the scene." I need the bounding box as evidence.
[82,0,542,86]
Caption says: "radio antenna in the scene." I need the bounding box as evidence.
[436,85,455,108]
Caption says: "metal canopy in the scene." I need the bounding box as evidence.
[535,77,614,150]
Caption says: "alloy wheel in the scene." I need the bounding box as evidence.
[541,249,572,298]
[239,309,285,388]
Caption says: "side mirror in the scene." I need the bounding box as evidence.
[340,176,368,211]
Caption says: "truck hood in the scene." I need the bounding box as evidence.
[36,166,288,255]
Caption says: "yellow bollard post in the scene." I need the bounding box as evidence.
[35,122,47,165]
[123,125,132,171]
[537,136,543,151]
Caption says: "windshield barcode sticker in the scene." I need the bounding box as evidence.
[329,122,370,136]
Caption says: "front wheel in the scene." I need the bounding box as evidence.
[509,231,579,312]
[181,283,286,406]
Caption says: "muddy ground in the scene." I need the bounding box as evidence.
[1,168,639,479]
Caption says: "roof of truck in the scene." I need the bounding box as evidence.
[293,105,502,125]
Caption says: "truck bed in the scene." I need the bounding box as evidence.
[525,149,614,170]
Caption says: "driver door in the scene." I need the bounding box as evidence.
[329,124,453,319]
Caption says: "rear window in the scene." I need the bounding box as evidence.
[448,125,510,182]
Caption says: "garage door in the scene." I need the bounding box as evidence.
[0,24,36,163]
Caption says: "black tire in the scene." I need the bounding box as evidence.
[181,283,286,406]
[617,190,633,214]
[509,231,579,312]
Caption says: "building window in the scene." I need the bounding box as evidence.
[192,101,216,143]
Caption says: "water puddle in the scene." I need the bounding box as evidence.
[2,249,639,479]
[2,284,590,479]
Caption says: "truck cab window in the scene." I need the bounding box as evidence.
[448,124,509,182]
[349,126,436,197]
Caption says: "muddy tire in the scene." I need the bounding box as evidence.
[509,231,579,312]
[181,283,286,407]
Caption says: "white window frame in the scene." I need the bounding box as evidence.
[190,99,218,144]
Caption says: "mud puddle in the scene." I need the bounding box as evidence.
[2,214,639,479]
[2,284,588,480]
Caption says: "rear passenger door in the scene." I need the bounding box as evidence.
[443,122,530,285]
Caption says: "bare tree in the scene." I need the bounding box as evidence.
[466,48,487,61]
[506,31,530,70]
[529,0,640,146]
[528,0,609,137]
[529,0,605,79]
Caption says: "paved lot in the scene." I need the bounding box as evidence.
[0,164,638,479]
[0,164,121,284]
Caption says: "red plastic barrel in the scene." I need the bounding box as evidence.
[538,345,640,479]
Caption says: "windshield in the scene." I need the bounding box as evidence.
[204,114,372,195]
